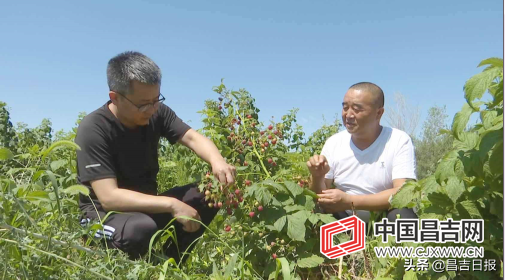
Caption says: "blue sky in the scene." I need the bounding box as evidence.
[0,0,502,138]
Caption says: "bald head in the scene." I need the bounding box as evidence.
[349,82,384,108]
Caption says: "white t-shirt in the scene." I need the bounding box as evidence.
[320,126,416,221]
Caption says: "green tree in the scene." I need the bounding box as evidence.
[14,118,53,153]
[392,57,503,280]
[414,105,454,179]
[303,115,341,156]
[385,92,420,137]
[0,102,16,149]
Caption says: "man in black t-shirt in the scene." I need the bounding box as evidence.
[75,51,236,261]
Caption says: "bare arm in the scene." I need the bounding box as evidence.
[310,176,334,194]
[178,128,236,185]
[318,179,409,213]
[307,155,333,194]
[91,178,175,213]
[178,129,223,166]
[350,178,407,211]
[91,178,201,232]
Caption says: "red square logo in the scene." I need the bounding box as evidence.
[320,215,366,258]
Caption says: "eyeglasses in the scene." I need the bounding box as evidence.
[116,92,165,112]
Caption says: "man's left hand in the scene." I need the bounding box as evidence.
[317,189,352,213]
[212,160,236,186]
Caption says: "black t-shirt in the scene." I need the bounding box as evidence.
[75,101,191,207]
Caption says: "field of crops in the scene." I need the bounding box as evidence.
[0,58,502,279]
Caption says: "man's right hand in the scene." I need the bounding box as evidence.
[170,199,202,232]
[307,155,330,177]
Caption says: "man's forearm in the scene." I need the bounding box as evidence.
[310,175,327,194]
[182,130,225,165]
[100,188,177,214]
[349,188,398,211]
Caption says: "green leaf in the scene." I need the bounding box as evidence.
[304,196,316,210]
[0,147,13,160]
[221,146,232,157]
[445,177,465,203]
[490,193,503,220]
[283,181,304,197]
[244,183,259,198]
[284,205,306,213]
[40,140,81,160]
[391,182,416,209]
[270,197,283,207]
[421,176,441,195]
[224,253,238,279]
[464,66,502,105]
[302,188,318,199]
[456,132,479,150]
[451,103,476,136]
[308,213,319,225]
[276,257,291,280]
[26,191,50,202]
[32,170,45,181]
[490,140,503,175]
[281,197,295,205]
[435,151,457,183]
[403,270,418,280]
[256,187,273,206]
[158,258,176,280]
[489,79,503,104]
[317,213,337,224]
[428,192,454,208]
[287,211,308,241]
[260,207,286,225]
[161,160,177,168]
[459,151,483,178]
[6,167,36,176]
[433,274,449,280]
[478,57,503,68]
[457,200,482,219]
[236,166,248,171]
[481,110,499,130]
[273,216,287,232]
[298,239,318,254]
[63,185,90,196]
[45,170,62,214]
[50,159,67,171]
[263,179,288,193]
[297,254,324,268]
[279,195,294,206]
[424,205,449,216]
[479,129,502,155]
[489,115,504,131]
[294,195,316,211]
[419,213,444,220]
[273,260,281,280]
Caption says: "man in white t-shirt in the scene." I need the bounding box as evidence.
[307,82,417,223]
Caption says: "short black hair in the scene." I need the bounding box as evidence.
[107,51,162,95]
[349,82,384,108]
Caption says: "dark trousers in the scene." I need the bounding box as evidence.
[80,183,218,262]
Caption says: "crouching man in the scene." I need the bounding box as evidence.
[76,51,235,261]
[307,82,417,223]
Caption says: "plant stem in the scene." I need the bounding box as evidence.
[0,237,113,280]
[383,258,400,276]
[0,223,138,265]
[338,256,343,279]
[232,103,270,178]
